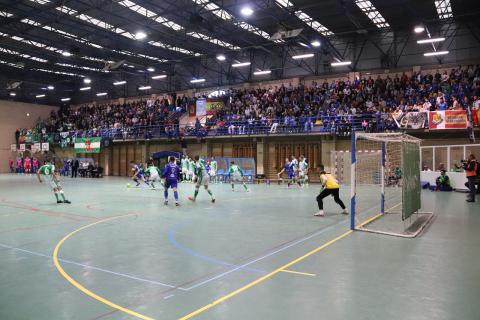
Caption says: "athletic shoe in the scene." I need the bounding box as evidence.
[175,202,180,207]
[63,200,71,204]
[188,196,195,202]
[246,189,250,192]
[314,210,325,217]
[57,200,63,204]
[211,198,216,203]
[164,200,168,205]
[341,209,348,215]
[466,199,475,202]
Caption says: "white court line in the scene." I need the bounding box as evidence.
[0,243,186,290]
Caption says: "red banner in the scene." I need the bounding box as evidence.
[428,110,468,129]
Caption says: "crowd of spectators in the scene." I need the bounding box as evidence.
[16,65,480,141]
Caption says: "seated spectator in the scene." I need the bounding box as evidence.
[435,170,453,191]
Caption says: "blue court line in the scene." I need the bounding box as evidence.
[168,221,265,273]
[0,243,186,291]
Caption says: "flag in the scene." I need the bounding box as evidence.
[74,137,101,153]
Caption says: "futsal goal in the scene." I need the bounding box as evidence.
[350,132,434,237]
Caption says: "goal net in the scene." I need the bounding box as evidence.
[350,132,433,237]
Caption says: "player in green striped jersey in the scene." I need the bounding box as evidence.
[229,161,249,192]
[188,156,215,203]
[36,158,71,204]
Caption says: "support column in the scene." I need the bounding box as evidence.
[321,138,336,172]
[201,139,209,156]
[256,138,264,175]
[142,142,148,162]
[103,147,112,176]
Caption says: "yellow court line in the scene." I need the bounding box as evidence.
[280,269,316,277]
[52,214,155,320]
[178,211,387,320]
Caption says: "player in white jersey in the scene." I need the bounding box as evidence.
[145,162,161,189]
[181,156,189,181]
[298,155,309,187]
[209,157,218,183]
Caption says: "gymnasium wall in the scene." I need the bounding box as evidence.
[0,100,58,173]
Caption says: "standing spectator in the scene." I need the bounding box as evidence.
[8,159,14,173]
[463,154,478,202]
[72,158,79,178]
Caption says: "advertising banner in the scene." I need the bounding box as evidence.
[32,143,41,153]
[428,110,468,129]
[42,142,49,151]
[392,112,428,129]
[11,144,17,152]
[19,144,25,152]
[74,137,101,153]
[196,98,206,117]
[188,102,196,117]
[206,99,224,115]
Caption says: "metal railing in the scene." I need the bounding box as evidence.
[35,113,399,143]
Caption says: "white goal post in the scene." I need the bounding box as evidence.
[350,132,434,238]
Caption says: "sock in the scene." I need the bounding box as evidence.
[243,183,248,191]
[174,191,179,202]
[164,190,168,200]
[194,189,199,199]
[231,183,234,190]
[207,189,214,198]
[59,191,65,201]
[54,192,59,201]
[151,182,155,188]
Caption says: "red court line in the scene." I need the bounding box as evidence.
[0,221,76,234]
[0,199,99,222]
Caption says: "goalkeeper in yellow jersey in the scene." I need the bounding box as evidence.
[314,164,347,217]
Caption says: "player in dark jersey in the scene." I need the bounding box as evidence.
[162,156,180,206]
[130,161,149,187]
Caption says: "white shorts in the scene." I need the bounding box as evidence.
[149,173,160,181]
[231,173,243,182]
[209,170,216,177]
[298,170,305,178]
[48,176,60,189]
[196,174,209,187]
[182,168,188,174]
[188,170,194,176]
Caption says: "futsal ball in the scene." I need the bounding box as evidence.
[126,183,131,188]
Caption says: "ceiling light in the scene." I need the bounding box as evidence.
[147,67,155,72]
[253,70,272,75]
[298,42,309,48]
[9,92,16,97]
[331,61,352,66]
[414,26,425,33]
[216,54,226,61]
[241,7,254,16]
[424,51,449,56]
[96,92,107,96]
[292,53,314,59]
[61,98,71,102]
[36,94,46,98]
[113,80,127,85]
[232,62,251,67]
[417,37,445,44]
[190,78,206,83]
[47,85,54,90]
[138,85,151,90]
[80,86,91,91]
[61,51,71,57]
[83,78,91,84]
[152,75,167,79]
[135,31,147,40]
[311,40,321,47]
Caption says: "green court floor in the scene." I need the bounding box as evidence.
[0,174,479,320]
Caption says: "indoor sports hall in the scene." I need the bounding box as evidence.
[1,0,479,319]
